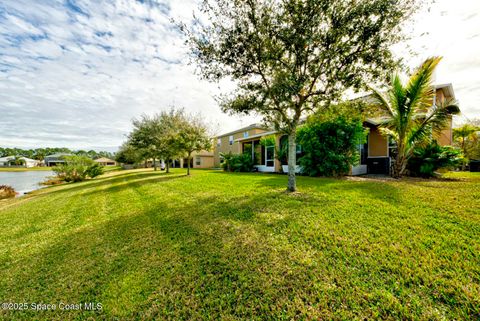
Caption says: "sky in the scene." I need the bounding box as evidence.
[0,0,479,151]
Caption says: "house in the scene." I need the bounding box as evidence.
[94,157,117,166]
[214,84,458,175]
[44,153,72,167]
[0,156,39,168]
[171,151,215,169]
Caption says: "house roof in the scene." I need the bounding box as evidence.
[435,83,455,100]
[235,130,278,142]
[94,157,116,163]
[0,156,37,162]
[45,153,72,158]
[217,123,269,138]
[0,156,15,162]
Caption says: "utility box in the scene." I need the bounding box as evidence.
[367,157,390,175]
[470,160,480,172]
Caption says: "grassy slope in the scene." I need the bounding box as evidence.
[0,169,478,320]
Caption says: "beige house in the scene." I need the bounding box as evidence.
[94,157,117,166]
[170,151,215,169]
[214,84,458,175]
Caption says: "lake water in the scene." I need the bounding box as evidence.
[0,171,54,195]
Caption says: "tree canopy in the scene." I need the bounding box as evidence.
[183,0,420,191]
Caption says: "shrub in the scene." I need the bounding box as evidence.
[221,152,255,172]
[53,155,104,182]
[0,185,16,199]
[407,142,463,178]
[297,116,366,177]
[85,163,104,178]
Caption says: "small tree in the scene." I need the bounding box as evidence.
[176,114,212,175]
[115,142,144,166]
[183,0,419,191]
[453,124,479,169]
[53,155,102,182]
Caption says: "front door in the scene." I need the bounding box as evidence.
[265,145,275,169]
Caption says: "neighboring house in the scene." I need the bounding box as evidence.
[94,157,117,166]
[171,151,215,169]
[214,84,458,175]
[0,156,39,168]
[44,153,72,167]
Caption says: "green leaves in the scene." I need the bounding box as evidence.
[297,115,366,177]
[184,0,417,132]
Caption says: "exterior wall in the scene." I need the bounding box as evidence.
[193,155,214,168]
[435,116,453,146]
[436,89,445,104]
[213,127,269,166]
[368,127,388,157]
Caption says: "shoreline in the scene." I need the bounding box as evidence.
[0,167,53,172]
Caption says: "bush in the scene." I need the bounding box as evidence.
[221,152,255,172]
[53,156,104,182]
[297,116,366,177]
[0,185,16,199]
[85,163,104,178]
[407,142,463,178]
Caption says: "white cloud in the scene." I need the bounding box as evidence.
[0,0,478,150]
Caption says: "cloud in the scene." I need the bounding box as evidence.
[0,0,478,150]
[0,0,257,150]
[398,0,480,124]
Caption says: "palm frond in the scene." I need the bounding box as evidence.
[378,127,399,141]
[369,87,395,118]
[406,57,441,114]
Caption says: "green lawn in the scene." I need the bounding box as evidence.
[0,169,478,320]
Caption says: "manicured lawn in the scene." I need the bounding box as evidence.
[0,169,478,320]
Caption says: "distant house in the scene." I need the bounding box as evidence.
[0,156,39,168]
[94,157,117,166]
[44,153,72,167]
[172,151,215,169]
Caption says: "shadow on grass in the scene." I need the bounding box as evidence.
[45,170,183,196]
[209,171,402,205]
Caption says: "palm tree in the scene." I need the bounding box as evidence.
[370,57,460,178]
[453,124,479,170]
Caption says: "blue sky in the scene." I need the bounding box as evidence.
[0,0,479,151]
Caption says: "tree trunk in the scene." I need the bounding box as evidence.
[166,159,170,173]
[287,132,297,192]
[187,153,191,175]
[144,159,147,168]
[153,157,157,171]
[392,154,406,178]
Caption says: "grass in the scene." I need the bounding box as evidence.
[0,169,478,320]
[0,167,53,172]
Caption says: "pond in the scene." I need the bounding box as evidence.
[0,171,54,195]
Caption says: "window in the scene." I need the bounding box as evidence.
[359,143,368,165]
[195,156,201,166]
[243,131,249,138]
[217,138,221,147]
[388,137,397,159]
[229,135,234,145]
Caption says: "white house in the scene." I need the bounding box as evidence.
[0,156,39,168]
